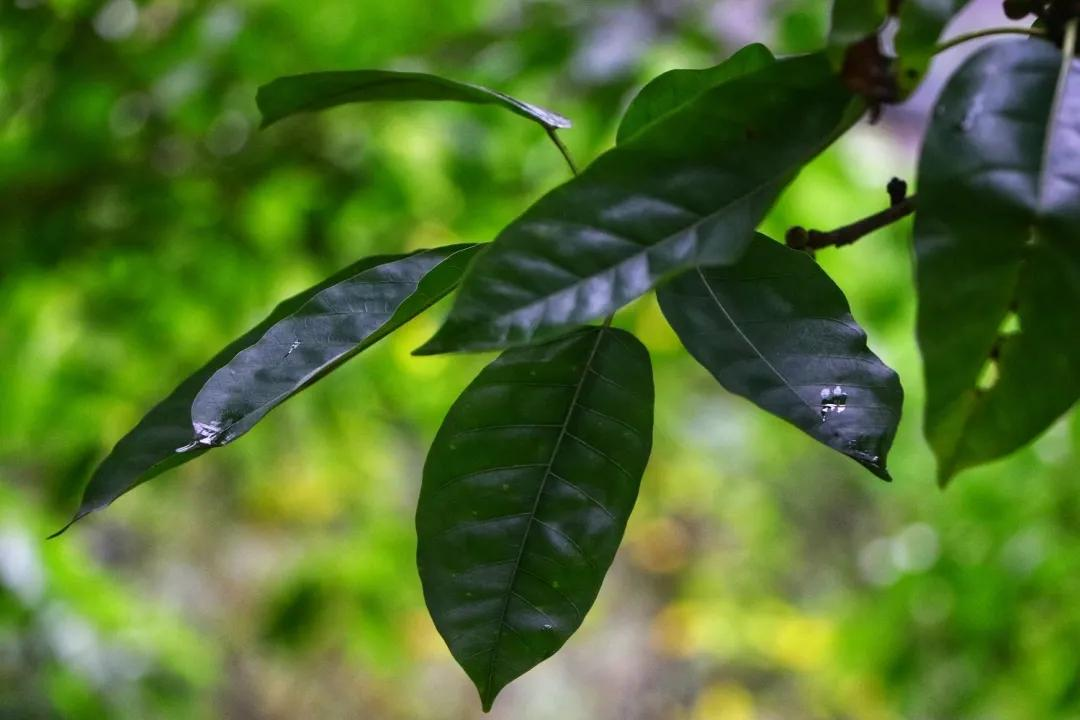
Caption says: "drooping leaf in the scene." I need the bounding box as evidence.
[53,245,478,535]
[188,244,482,448]
[415,53,859,355]
[615,43,775,144]
[828,0,889,50]
[828,0,970,95]
[893,1,970,92]
[657,234,903,479]
[915,39,1080,483]
[416,326,653,711]
[257,70,571,130]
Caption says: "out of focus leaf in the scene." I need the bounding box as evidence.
[828,0,969,94]
[657,234,902,479]
[915,39,1080,482]
[189,244,480,447]
[416,326,653,711]
[416,54,859,354]
[55,245,478,534]
[615,43,775,143]
[828,0,888,50]
[257,70,571,129]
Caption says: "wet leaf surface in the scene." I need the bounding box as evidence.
[658,234,902,479]
[56,245,478,534]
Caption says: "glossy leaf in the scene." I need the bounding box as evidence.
[915,39,1080,482]
[416,326,653,711]
[188,244,481,448]
[657,234,902,479]
[257,70,571,130]
[416,54,859,355]
[828,0,969,94]
[54,245,477,534]
[615,43,775,144]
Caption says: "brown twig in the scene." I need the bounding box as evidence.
[786,179,916,251]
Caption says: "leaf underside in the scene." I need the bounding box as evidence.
[416,326,654,711]
[55,245,477,535]
[257,69,571,130]
[658,234,903,479]
[915,40,1080,482]
[417,53,858,355]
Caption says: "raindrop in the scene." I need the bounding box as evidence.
[282,339,301,360]
[819,385,848,422]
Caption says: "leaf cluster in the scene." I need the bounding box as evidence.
[54,2,1080,709]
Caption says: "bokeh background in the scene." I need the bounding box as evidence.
[3,0,1079,718]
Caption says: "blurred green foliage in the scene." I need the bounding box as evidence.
[2,0,1079,718]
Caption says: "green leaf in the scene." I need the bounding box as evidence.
[657,234,902,479]
[257,70,571,130]
[828,0,969,94]
[188,244,482,448]
[53,245,477,535]
[894,1,970,92]
[828,0,889,50]
[415,53,858,355]
[416,326,653,711]
[915,39,1080,483]
[615,43,775,144]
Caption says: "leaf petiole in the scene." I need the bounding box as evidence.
[933,26,1048,56]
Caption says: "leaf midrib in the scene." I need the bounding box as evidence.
[694,267,818,419]
[481,326,608,707]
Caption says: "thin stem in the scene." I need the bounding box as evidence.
[934,26,1047,55]
[545,127,579,176]
[787,195,917,251]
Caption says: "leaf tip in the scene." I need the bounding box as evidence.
[412,327,464,356]
[46,508,91,540]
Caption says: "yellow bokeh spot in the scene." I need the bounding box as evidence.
[650,602,698,658]
[693,683,756,720]
[767,614,834,672]
[633,295,682,353]
[391,315,452,378]
[629,517,691,574]
[403,609,450,661]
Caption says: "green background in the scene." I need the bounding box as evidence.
[2,0,1078,717]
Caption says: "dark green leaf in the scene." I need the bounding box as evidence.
[657,234,902,479]
[416,54,859,355]
[915,39,1080,482]
[828,0,969,94]
[615,43,775,144]
[53,245,477,535]
[257,70,571,130]
[416,326,653,711]
[188,244,481,448]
